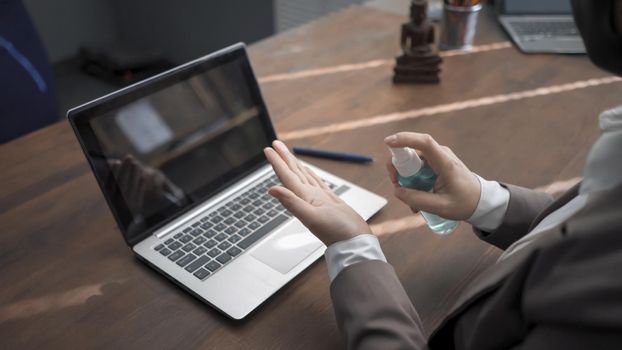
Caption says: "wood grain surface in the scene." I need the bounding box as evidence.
[1,5,620,349]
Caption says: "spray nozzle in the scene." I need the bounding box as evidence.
[390,147,423,177]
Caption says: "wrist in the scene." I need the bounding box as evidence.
[467,175,510,231]
[325,233,386,281]
[323,227,372,246]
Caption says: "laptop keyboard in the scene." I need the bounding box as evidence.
[510,19,579,37]
[153,174,338,281]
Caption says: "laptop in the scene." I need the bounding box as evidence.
[68,43,387,319]
[497,0,586,54]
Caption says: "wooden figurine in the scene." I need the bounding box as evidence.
[393,0,442,84]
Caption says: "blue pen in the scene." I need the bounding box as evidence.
[292,147,374,163]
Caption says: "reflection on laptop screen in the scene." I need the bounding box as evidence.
[77,52,274,242]
[503,0,571,15]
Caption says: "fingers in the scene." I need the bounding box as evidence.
[303,165,342,203]
[272,140,308,184]
[384,132,452,173]
[385,160,398,185]
[268,185,313,221]
[306,167,330,191]
[264,147,306,193]
[301,165,321,187]
[394,186,449,216]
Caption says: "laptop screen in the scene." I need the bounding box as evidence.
[501,0,572,15]
[70,45,276,245]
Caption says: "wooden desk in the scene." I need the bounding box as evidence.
[1,5,619,349]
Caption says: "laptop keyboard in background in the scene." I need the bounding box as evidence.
[510,19,579,38]
[153,174,339,281]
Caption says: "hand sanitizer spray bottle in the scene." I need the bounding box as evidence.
[390,147,458,235]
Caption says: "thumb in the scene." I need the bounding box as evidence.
[394,186,447,216]
[268,185,313,220]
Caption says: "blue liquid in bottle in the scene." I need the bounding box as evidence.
[391,147,458,235]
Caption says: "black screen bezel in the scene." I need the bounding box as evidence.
[68,43,277,247]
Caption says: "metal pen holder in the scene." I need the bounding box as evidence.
[440,3,482,51]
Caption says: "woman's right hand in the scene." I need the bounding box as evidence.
[384,132,481,221]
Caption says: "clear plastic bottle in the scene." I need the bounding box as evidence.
[390,147,458,235]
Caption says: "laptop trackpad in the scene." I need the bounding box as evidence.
[250,220,323,274]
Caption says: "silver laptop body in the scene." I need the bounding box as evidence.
[497,0,586,54]
[69,43,387,320]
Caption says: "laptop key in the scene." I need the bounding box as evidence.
[204,239,217,249]
[224,217,236,225]
[203,229,217,238]
[159,248,171,256]
[193,236,207,245]
[179,235,192,243]
[174,233,183,239]
[266,209,278,217]
[257,216,269,224]
[200,216,210,223]
[252,200,263,207]
[168,241,182,250]
[238,214,289,249]
[240,198,250,205]
[227,246,242,257]
[154,244,164,251]
[230,203,242,211]
[183,227,192,233]
[193,268,210,280]
[207,248,221,258]
[233,211,246,219]
[185,255,210,273]
[215,233,227,241]
[192,222,201,228]
[193,246,208,256]
[210,216,223,224]
[238,228,251,236]
[165,238,174,245]
[253,208,265,216]
[248,222,260,230]
[214,223,227,231]
[176,254,196,267]
[220,209,233,217]
[205,260,221,272]
[218,241,232,250]
[244,214,256,222]
[200,222,212,230]
[190,229,203,237]
[224,226,236,235]
[228,235,241,244]
[168,250,184,261]
[262,203,274,210]
[216,253,232,264]
[182,243,196,252]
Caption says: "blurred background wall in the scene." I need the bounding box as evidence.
[2,0,365,143]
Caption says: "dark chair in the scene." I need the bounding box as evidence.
[0,0,58,144]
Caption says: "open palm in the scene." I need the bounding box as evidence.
[264,141,372,246]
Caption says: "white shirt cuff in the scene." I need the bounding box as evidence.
[467,175,510,232]
[324,234,387,282]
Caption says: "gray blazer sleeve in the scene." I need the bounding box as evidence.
[330,260,428,350]
[473,183,553,250]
